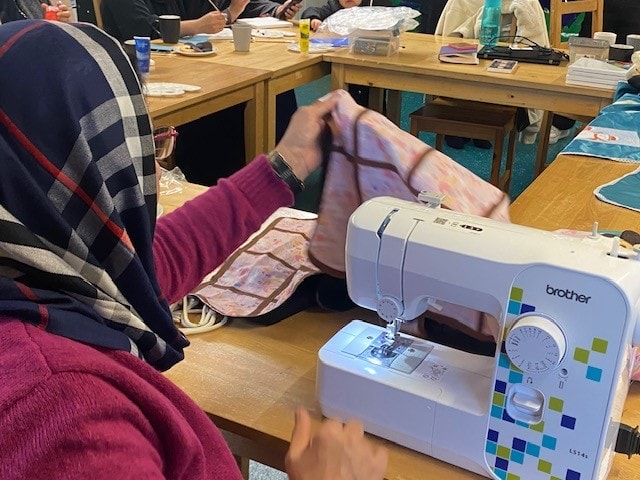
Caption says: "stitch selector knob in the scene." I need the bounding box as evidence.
[505,315,566,374]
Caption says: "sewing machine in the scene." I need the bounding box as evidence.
[317,195,640,479]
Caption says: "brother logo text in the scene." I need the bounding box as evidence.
[546,284,591,304]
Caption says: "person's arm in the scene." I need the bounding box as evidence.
[152,93,340,304]
[238,0,279,18]
[179,11,227,36]
[101,0,159,40]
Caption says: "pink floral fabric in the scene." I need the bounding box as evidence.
[309,90,511,276]
[193,208,319,317]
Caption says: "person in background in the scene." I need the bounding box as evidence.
[101,0,301,187]
[0,0,71,23]
[102,0,299,41]
[0,19,387,480]
[301,0,391,32]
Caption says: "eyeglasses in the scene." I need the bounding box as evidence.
[154,126,178,170]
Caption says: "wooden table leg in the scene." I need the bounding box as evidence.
[534,111,554,179]
[245,81,266,161]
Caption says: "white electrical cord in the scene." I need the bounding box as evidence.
[170,296,228,335]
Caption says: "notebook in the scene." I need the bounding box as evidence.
[438,44,479,64]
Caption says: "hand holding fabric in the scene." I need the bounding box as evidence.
[274,90,341,182]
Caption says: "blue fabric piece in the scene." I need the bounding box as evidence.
[0,20,188,371]
[595,167,640,213]
[180,34,212,44]
[311,36,349,46]
[561,85,640,163]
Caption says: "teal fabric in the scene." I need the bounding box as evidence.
[595,167,640,213]
[562,83,640,163]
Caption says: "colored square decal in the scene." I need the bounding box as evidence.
[520,304,536,314]
[526,443,541,457]
[491,405,503,419]
[549,397,564,412]
[586,366,602,382]
[516,420,530,428]
[530,420,545,433]
[538,459,552,474]
[509,370,524,384]
[495,379,507,394]
[488,429,499,442]
[552,477,563,480]
[542,435,557,450]
[510,450,525,464]
[512,438,526,452]
[566,469,581,480]
[497,445,511,459]
[510,287,523,301]
[493,392,505,407]
[592,338,608,354]
[494,469,508,480]
[561,415,576,430]
[486,441,497,455]
[495,457,509,471]
[502,410,516,423]
[508,301,521,315]
[499,354,511,369]
[507,474,521,480]
[574,348,590,364]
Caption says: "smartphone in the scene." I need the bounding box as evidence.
[448,42,476,50]
[276,0,303,19]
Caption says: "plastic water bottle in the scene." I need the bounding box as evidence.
[479,0,502,47]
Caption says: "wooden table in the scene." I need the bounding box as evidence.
[160,153,640,479]
[176,34,330,151]
[146,55,270,159]
[323,33,616,176]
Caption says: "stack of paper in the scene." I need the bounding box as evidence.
[566,57,632,89]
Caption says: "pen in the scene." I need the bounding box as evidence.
[207,0,220,12]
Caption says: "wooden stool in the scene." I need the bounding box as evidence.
[409,99,517,193]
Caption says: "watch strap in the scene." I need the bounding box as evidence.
[267,150,305,194]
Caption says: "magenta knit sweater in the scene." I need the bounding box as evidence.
[0,157,293,480]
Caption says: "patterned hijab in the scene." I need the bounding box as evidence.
[0,20,188,371]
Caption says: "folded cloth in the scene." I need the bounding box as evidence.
[308,90,510,338]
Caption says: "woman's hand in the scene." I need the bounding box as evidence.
[41,2,72,22]
[285,407,388,480]
[274,91,341,182]
[310,19,322,31]
[275,0,302,20]
[181,11,227,36]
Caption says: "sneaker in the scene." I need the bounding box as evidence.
[444,136,469,149]
[549,125,571,144]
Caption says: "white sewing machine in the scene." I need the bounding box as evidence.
[317,196,640,479]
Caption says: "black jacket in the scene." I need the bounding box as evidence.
[101,0,281,42]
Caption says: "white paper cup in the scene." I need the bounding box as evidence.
[232,24,252,52]
[593,31,617,45]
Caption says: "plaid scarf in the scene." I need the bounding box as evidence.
[0,20,188,371]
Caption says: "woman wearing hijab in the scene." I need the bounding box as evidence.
[0,20,387,479]
[0,0,71,23]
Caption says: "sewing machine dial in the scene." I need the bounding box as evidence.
[505,315,567,374]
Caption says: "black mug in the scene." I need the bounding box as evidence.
[609,43,634,62]
[159,15,181,44]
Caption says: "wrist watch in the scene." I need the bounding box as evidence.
[267,150,305,194]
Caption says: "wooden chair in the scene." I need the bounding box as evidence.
[409,98,517,193]
[92,0,103,29]
[548,0,603,48]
